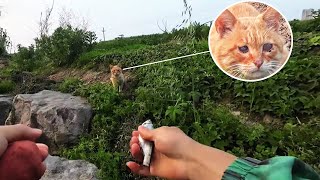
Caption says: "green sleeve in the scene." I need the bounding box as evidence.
[223,156,320,180]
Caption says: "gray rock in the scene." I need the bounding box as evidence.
[41,155,98,180]
[0,95,12,125]
[6,90,92,154]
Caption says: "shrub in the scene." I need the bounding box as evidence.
[58,78,83,93]
[0,80,15,94]
[49,26,97,66]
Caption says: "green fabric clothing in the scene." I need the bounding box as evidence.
[223,156,320,180]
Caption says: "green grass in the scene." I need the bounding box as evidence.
[0,80,15,94]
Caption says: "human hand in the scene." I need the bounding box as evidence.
[127,126,199,180]
[0,124,49,179]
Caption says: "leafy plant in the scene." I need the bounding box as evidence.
[0,80,15,94]
[59,78,83,93]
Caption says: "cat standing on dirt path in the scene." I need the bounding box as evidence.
[110,64,125,92]
[209,2,290,80]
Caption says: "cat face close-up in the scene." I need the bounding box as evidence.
[210,3,290,81]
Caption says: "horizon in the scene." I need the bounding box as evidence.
[1,0,320,52]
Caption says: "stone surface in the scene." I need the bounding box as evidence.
[0,95,12,125]
[6,90,92,154]
[231,111,241,117]
[41,155,98,180]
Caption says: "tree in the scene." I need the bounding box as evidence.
[59,7,89,31]
[39,0,54,37]
[311,9,320,19]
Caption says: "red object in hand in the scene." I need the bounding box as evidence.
[0,141,46,180]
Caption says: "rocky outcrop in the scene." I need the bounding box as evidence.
[6,90,93,154]
[0,95,12,125]
[41,156,98,180]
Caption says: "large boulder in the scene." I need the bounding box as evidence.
[6,90,92,154]
[41,156,98,180]
[0,95,12,125]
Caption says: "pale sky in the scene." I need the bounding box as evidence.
[1,0,320,51]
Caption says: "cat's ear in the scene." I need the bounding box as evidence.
[215,9,237,38]
[109,64,114,69]
[117,64,122,68]
[261,7,281,31]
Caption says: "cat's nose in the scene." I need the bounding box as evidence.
[254,60,263,69]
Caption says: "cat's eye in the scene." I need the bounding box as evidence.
[263,43,273,52]
[238,45,249,53]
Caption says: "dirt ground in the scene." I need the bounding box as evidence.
[48,68,132,85]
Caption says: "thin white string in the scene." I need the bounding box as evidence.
[122,51,210,71]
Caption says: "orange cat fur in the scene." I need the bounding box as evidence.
[210,3,289,80]
[110,64,125,92]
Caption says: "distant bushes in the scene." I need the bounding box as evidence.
[290,17,320,33]
[11,25,97,72]
[290,9,320,32]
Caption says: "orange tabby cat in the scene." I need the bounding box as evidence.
[110,64,125,92]
[210,3,289,80]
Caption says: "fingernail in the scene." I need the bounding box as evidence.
[37,143,48,150]
[33,128,42,134]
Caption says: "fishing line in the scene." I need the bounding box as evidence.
[123,50,211,71]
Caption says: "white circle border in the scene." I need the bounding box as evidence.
[207,0,294,82]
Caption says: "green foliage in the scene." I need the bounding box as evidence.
[0,80,15,94]
[11,45,37,72]
[47,26,97,66]
[10,25,97,74]
[58,78,83,93]
[290,18,320,33]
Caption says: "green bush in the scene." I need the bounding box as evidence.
[290,18,320,33]
[11,45,38,72]
[48,26,97,66]
[0,80,15,94]
[10,25,97,73]
[58,78,83,93]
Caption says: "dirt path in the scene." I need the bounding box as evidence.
[48,68,132,85]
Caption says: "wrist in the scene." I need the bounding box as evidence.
[185,142,237,180]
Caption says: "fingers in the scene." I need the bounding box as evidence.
[130,136,139,147]
[132,131,139,137]
[0,125,42,143]
[36,143,49,161]
[37,163,47,179]
[131,143,143,162]
[126,161,150,176]
[0,136,8,156]
[138,126,154,141]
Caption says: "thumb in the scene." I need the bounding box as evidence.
[138,126,154,141]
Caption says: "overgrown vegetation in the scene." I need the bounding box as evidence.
[1,9,319,180]
[0,80,15,94]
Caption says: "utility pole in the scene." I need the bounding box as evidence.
[102,27,106,41]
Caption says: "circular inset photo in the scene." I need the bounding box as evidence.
[208,1,293,82]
